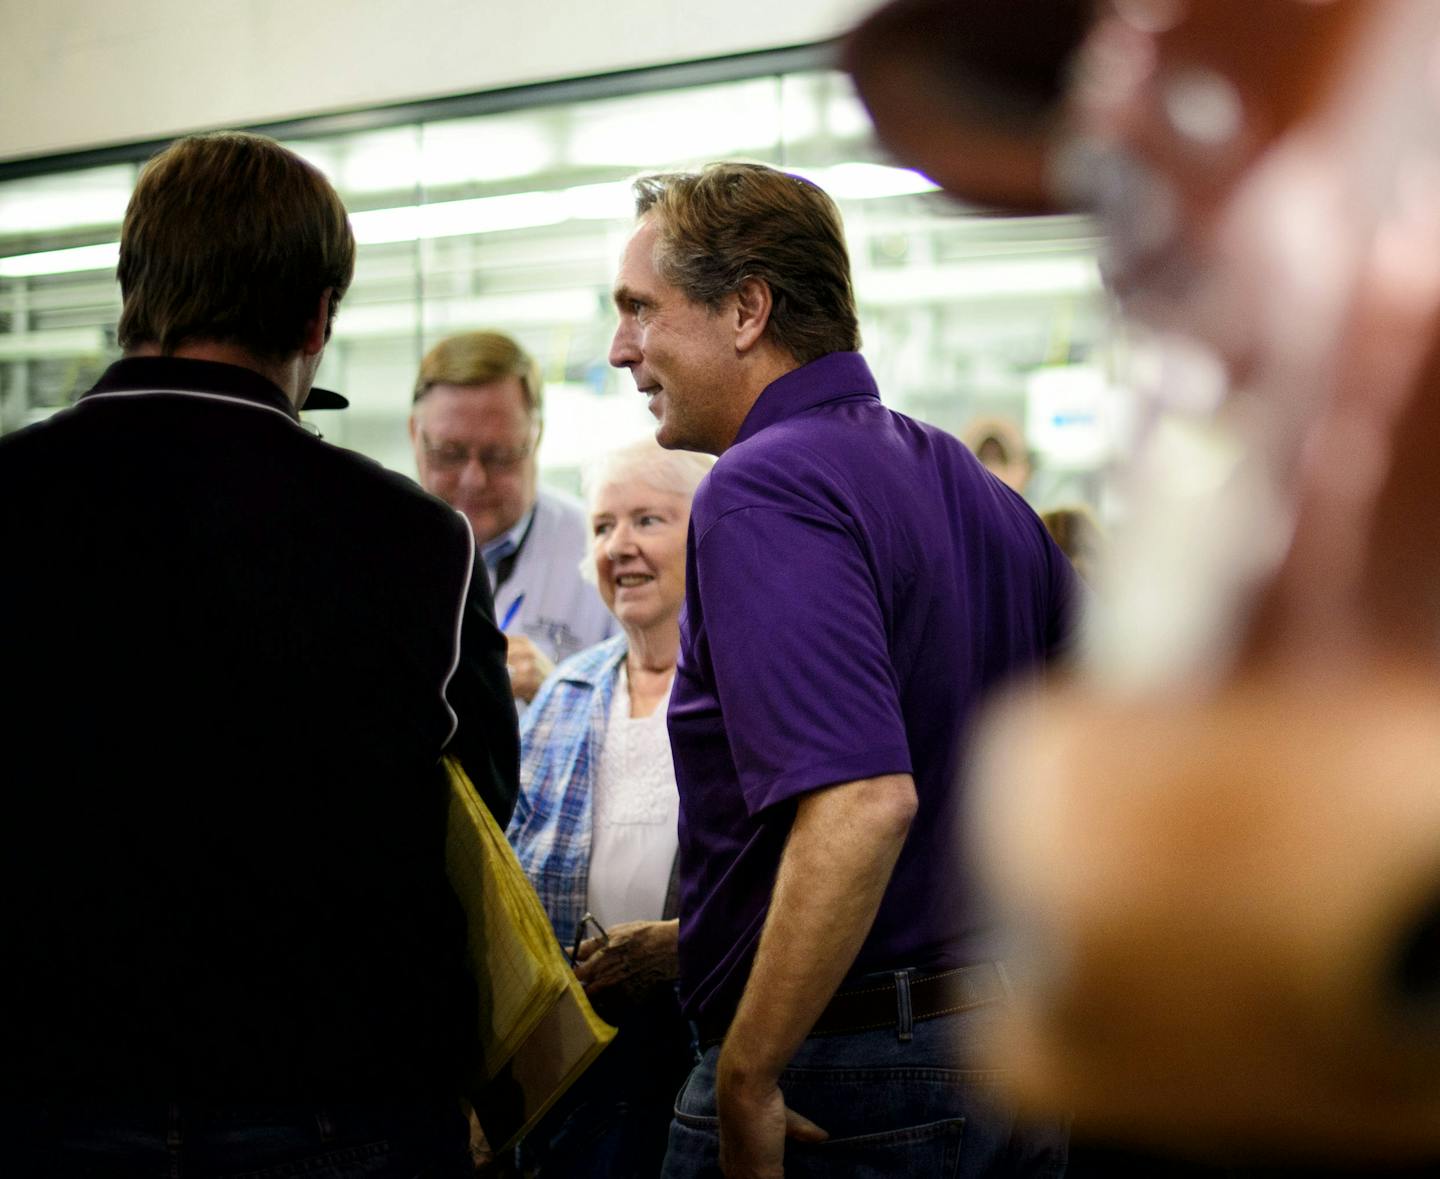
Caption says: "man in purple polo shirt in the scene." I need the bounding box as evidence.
[608,162,1077,1178]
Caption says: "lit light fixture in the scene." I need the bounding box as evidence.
[350,180,637,245]
[0,242,120,278]
[790,163,938,200]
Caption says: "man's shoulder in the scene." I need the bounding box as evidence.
[307,437,471,539]
[697,406,878,525]
[534,486,589,531]
[0,408,65,464]
[526,486,594,561]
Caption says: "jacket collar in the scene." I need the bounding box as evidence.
[82,357,300,421]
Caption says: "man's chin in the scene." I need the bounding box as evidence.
[654,418,690,452]
[461,511,500,544]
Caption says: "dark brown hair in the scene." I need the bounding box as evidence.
[633,163,861,364]
[413,330,544,415]
[117,132,355,360]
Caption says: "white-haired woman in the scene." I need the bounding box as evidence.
[506,437,712,1178]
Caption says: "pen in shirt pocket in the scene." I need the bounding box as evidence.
[498,593,524,633]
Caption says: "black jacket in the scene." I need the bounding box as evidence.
[0,357,519,1100]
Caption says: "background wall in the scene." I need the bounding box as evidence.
[0,0,875,163]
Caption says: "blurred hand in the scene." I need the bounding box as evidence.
[505,634,552,703]
[574,918,679,1005]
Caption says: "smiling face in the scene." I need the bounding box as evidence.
[409,377,539,545]
[608,215,744,456]
[589,477,691,638]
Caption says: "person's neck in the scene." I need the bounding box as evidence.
[712,344,802,455]
[126,341,311,410]
[625,624,678,718]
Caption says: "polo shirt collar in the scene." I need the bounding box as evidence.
[82,357,300,421]
[732,351,879,447]
[480,504,536,571]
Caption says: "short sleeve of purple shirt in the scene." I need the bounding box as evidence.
[693,501,913,814]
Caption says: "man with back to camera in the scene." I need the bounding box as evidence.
[0,131,518,1175]
[608,162,1079,1178]
[410,331,617,705]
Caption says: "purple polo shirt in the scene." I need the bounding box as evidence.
[668,351,1078,1026]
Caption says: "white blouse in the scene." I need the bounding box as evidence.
[585,666,680,931]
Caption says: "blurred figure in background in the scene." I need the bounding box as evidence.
[1040,505,1104,587]
[963,414,1033,495]
[507,438,710,1178]
[411,330,616,704]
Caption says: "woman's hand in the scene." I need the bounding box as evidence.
[505,635,552,703]
[573,918,679,1005]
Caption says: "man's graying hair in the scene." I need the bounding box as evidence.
[632,163,861,365]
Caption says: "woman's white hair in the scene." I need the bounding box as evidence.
[580,436,714,507]
[578,437,714,586]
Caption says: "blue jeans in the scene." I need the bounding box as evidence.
[662,1002,1069,1178]
[0,1101,472,1178]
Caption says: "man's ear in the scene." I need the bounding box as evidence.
[303,288,333,357]
[733,276,773,353]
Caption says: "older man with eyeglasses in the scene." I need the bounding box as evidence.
[410,330,616,703]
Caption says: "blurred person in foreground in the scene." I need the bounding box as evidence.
[608,162,1079,1178]
[0,131,518,1175]
[506,437,712,1178]
[411,331,616,705]
[849,0,1440,1167]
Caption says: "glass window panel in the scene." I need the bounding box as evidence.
[0,67,1114,514]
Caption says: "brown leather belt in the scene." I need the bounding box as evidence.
[697,963,1009,1049]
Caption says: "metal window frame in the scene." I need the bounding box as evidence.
[0,42,839,184]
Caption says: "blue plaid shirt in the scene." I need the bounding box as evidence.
[505,633,628,945]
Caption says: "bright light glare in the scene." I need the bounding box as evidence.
[351,191,569,244]
[0,189,132,236]
[792,163,938,200]
[0,242,119,277]
[351,181,636,245]
[860,257,1101,303]
[332,289,597,337]
[0,165,135,236]
[568,79,783,167]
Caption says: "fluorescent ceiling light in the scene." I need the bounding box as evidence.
[563,181,635,221]
[351,180,635,244]
[859,257,1102,303]
[419,116,556,187]
[0,327,106,360]
[568,79,783,168]
[0,164,135,236]
[0,189,132,236]
[0,241,119,278]
[352,190,568,244]
[791,163,938,201]
[332,289,596,337]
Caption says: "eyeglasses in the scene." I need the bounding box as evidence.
[420,434,535,475]
[568,911,609,968]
